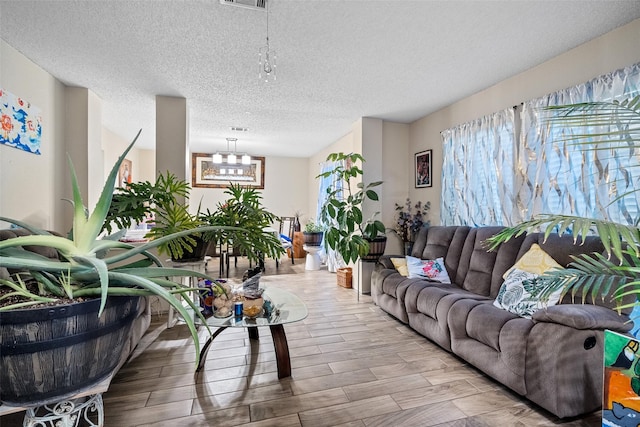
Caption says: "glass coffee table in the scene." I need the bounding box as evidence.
[196,286,308,378]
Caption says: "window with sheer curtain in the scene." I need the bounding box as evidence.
[441,108,516,226]
[441,62,640,227]
[517,62,640,225]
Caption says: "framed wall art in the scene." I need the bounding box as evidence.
[192,153,265,189]
[415,149,432,188]
[117,158,132,188]
[0,88,42,155]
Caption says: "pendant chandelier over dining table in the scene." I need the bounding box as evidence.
[212,138,251,165]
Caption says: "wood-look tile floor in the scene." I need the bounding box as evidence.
[1,258,602,426]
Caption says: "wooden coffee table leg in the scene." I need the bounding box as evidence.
[248,326,259,340]
[269,324,291,378]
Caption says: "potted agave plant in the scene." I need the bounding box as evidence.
[0,130,228,407]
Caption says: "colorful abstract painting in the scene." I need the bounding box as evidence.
[603,330,640,426]
[0,88,42,155]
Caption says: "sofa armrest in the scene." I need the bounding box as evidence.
[532,304,632,333]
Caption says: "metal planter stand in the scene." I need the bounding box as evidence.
[23,394,104,427]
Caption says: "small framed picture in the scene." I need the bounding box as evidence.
[415,149,432,188]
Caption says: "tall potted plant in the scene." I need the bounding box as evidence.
[317,152,385,264]
[0,131,229,406]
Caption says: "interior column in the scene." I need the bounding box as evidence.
[155,96,189,205]
[64,86,104,230]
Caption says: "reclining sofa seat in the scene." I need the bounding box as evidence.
[371,225,633,418]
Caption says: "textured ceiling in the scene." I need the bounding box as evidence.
[1,1,640,157]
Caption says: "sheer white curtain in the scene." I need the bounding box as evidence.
[441,62,640,227]
[518,62,640,225]
[317,160,344,272]
[441,108,516,226]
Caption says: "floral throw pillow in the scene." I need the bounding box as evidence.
[493,268,563,318]
[406,256,451,284]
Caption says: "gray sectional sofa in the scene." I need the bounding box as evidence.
[371,225,634,418]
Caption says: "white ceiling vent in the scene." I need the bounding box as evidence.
[219,0,266,11]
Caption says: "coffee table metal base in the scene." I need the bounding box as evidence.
[196,324,291,378]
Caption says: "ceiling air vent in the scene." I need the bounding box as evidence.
[230,126,249,132]
[219,0,266,11]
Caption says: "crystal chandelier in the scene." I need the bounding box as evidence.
[258,0,276,82]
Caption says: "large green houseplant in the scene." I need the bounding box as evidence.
[105,174,284,265]
[202,183,284,265]
[104,171,209,261]
[0,131,229,404]
[488,95,640,312]
[318,152,385,264]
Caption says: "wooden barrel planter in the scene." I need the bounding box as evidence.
[0,296,139,406]
[303,232,323,247]
[361,236,387,262]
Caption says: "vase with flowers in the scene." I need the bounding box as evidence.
[394,198,431,255]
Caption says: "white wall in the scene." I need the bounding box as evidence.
[307,129,355,225]
[381,121,410,255]
[409,18,640,225]
[102,127,154,184]
[0,41,66,231]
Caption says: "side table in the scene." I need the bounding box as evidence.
[303,244,321,270]
[292,232,306,258]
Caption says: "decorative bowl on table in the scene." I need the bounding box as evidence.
[242,305,264,319]
[213,306,233,318]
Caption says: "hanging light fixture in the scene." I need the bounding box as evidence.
[226,138,237,164]
[258,0,276,82]
[216,137,250,165]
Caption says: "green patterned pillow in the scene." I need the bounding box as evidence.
[493,269,563,318]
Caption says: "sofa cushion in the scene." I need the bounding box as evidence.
[459,227,502,296]
[391,257,408,276]
[406,256,451,283]
[414,285,485,319]
[493,269,563,319]
[465,301,522,351]
[503,243,563,279]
